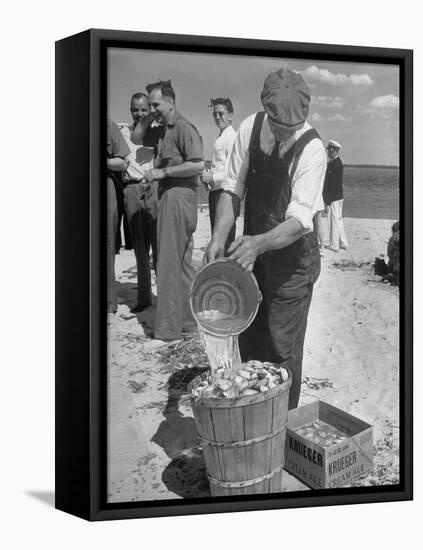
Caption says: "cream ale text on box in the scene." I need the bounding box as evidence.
[284,401,373,489]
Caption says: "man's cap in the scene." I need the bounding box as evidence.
[327,139,342,150]
[260,68,310,130]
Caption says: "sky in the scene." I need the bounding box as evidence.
[108,48,399,166]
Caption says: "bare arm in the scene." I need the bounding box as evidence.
[147,161,204,181]
[107,157,128,172]
[204,191,240,262]
[131,114,155,145]
[227,217,304,272]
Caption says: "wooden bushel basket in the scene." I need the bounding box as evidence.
[190,371,292,496]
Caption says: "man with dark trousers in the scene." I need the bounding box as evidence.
[322,139,348,252]
[106,118,130,318]
[144,80,204,349]
[205,69,326,409]
[119,93,163,313]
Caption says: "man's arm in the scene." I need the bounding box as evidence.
[107,120,130,172]
[130,114,155,145]
[148,161,204,180]
[147,120,204,180]
[107,157,128,172]
[204,191,240,262]
[227,218,304,272]
[228,136,326,271]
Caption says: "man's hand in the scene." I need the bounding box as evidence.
[203,239,225,265]
[201,171,213,189]
[227,235,261,272]
[144,168,166,182]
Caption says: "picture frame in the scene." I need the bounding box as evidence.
[55,28,413,521]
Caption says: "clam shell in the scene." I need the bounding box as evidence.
[247,360,263,369]
[217,380,231,391]
[280,368,289,382]
[243,389,258,396]
[260,386,269,392]
[238,370,251,380]
[243,366,256,373]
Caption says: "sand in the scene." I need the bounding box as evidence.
[107,212,399,502]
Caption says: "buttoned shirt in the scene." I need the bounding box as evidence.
[209,125,237,191]
[156,110,203,184]
[222,113,326,233]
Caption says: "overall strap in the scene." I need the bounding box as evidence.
[248,111,266,155]
[288,128,322,184]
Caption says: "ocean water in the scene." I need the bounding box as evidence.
[341,166,399,220]
[197,165,400,221]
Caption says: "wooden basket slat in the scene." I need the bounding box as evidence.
[191,371,292,496]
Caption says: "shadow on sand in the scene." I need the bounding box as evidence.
[116,281,156,337]
[152,366,211,498]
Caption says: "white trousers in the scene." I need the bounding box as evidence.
[327,199,348,250]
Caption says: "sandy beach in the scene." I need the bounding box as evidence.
[107,211,399,502]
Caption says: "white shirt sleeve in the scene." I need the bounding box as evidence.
[222,114,326,234]
[211,127,237,188]
[221,114,256,199]
[285,138,326,233]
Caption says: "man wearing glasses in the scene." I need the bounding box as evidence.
[201,98,238,250]
[322,139,348,252]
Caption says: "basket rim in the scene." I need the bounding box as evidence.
[189,366,292,408]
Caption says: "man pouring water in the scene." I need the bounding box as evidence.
[204,68,326,409]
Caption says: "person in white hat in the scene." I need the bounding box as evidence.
[322,139,348,251]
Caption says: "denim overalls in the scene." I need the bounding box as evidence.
[239,112,321,409]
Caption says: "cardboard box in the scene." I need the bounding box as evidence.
[284,400,373,489]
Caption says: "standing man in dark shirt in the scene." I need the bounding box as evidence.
[107,118,130,317]
[322,139,348,252]
[119,93,164,313]
[144,80,204,348]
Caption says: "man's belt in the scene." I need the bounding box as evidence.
[125,178,143,185]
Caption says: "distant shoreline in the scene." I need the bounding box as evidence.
[205,161,399,170]
[344,164,399,170]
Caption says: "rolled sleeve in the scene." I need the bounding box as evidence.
[179,123,203,162]
[107,119,130,159]
[285,138,327,233]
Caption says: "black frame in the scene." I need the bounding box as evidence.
[55,28,413,521]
